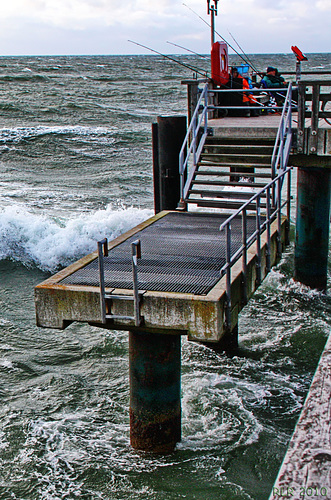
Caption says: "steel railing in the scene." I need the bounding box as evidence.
[219,167,292,329]
[179,82,209,207]
[179,83,295,205]
[98,238,142,326]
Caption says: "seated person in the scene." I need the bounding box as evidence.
[261,67,287,88]
[224,67,254,116]
[261,67,287,108]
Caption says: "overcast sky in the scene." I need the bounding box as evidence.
[0,0,329,56]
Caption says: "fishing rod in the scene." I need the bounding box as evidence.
[182,3,258,72]
[227,31,261,76]
[128,40,209,78]
[166,41,209,60]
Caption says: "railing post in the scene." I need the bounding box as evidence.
[98,238,108,323]
[131,240,141,327]
[241,209,248,305]
[310,83,320,154]
[285,170,291,246]
[256,196,262,286]
[297,82,306,154]
[277,176,282,257]
[266,187,271,274]
[225,223,231,329]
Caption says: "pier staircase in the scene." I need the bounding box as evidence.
[184,136,276,210]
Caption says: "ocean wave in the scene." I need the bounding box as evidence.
[0,125,117,144]
[0,74,50,82]
[0,204,153,272]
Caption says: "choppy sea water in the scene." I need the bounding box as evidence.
[0,53,330,500]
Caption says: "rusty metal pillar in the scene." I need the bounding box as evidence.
[129,331,181,453]
[294,167,331,290]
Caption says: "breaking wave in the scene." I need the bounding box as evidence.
[0,204,153,272]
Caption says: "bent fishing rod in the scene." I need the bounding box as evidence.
[128,40,209,78]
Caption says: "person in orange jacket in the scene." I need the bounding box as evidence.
[229,67,257,116]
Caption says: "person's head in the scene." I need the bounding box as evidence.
[231,67,239,77]
[267,66,276,75]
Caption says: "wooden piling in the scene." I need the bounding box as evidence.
[152,116,186,213]
[294,167,331,290]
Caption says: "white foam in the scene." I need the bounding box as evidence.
[0,125,116,144]
[0,204,153,272]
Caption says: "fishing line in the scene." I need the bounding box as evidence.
[227,31,261,75]
[128,40,209,78]
[182,3,249,66]
[166,41,209,60]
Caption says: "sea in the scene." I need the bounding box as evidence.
[0,52,330,500]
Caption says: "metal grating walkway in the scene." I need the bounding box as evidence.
[60,212,258,296]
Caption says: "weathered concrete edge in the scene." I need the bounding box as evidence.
[35,215,287,340]
[268,334,331,500]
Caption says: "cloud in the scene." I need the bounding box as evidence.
[0,0,329,55]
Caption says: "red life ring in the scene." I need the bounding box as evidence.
[211,41,229,85]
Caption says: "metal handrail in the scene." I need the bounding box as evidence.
[179,82,209,205]
[219,167,292,329]
[98,238,142,326]
[271,83,293,178]
[179,83,295,206]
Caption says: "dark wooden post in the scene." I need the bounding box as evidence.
[152,115,187,213]
[294,167,331,290]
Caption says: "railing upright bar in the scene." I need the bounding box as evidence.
[131,240,141,327]
[286,169,291,245]
[98,238,108,323]
[266,187,271,273]
[256,196,262,286]
[241,208,248,305]
[225,223,232,329]
[277,177,282,257]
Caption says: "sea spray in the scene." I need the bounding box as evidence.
[0,204,153,272]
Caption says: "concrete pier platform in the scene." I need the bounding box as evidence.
[269,334,331,499]
[35,210,287,342]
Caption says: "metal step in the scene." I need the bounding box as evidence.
[200,154,272,164]
[205,137,275,146]
[202,144,273,156]
[195,170,272,178]
[188,188,266,200]
[186,197,267,209]
[198,161,272,168]
[191,179,267,188]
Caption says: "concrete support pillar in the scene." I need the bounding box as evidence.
[294,167,331,290]
[152,115,186,213]
[129,331,181,453]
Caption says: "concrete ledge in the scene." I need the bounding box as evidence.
[269,334,331,500]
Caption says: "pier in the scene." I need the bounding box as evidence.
[35,75,330,489]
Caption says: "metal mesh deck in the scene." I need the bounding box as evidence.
[60,212,257,295]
